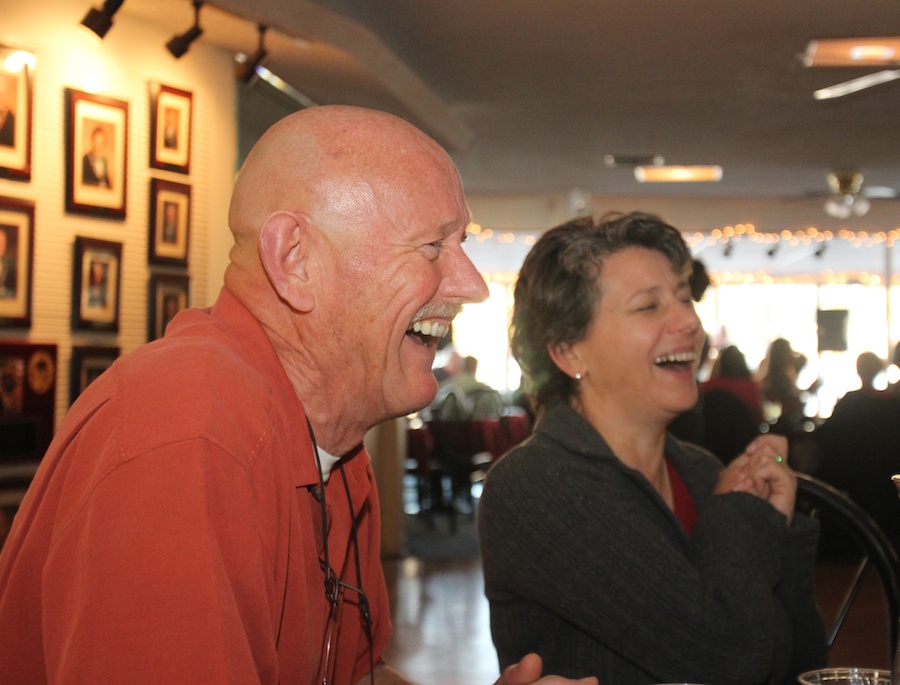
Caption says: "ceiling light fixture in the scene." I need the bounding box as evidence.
[814,70,900,100]
[235,24,268,83]
[824,170,871,219]
[253,65,319,108]
[604,154,665,169]
[634,165,723,183]
[79,0,125,39]
[802,38,900,67]
[166,0,204,59]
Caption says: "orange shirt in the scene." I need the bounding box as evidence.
[0,288,390,684]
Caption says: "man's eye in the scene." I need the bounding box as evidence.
[423,240,444,258]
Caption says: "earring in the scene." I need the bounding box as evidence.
[574,372,582,381]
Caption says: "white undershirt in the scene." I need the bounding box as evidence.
[315,445,341,482]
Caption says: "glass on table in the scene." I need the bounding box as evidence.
[797,667,890,684]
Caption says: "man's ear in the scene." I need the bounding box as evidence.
[547,341,581,379]
[257,211,317,312]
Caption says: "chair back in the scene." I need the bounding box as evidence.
[429,386,471,421]
[467,388,504,419]
[795,473,900,661]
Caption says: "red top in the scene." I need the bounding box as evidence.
[701,376,765,425]
[667,458,697,535]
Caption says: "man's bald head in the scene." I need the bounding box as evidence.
[221,105,486,451]
[227,105,459,254]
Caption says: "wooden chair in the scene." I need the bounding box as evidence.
[795,473,900,664]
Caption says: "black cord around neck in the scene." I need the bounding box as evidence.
[305,418,375,685]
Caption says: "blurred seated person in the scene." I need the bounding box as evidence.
[757,337,817,433]
[698,345,763,464]
[703,345,764,425]
[448,355,493,395]
[812,351,900,550]
[441,355,504,418]
[432,348,463,384]
[479,212,826,684]
[890,341,900,396]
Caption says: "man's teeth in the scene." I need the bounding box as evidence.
[654,352,696,365]
[410,320,450,338]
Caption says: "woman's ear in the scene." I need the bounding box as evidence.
[257,211,317,312]
[547,341,582,380]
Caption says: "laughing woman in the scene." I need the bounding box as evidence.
[478,212,825,685]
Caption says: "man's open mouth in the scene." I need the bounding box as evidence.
[407,319,450,346]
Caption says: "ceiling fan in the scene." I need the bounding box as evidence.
[802,37,900,100]
[821,170,897,218]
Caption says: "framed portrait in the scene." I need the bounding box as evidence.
[0,45,34,181]
[149,83,192,174]
[0,341,56,462]
[149,273,189,341]
[0,196,34,328]
[69,345,119,405]
[149,178,190,266]
[72,237,122,332]
[64,88,128,218]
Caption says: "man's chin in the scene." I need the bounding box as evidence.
[402,377,440,417]
[376,381,437,426]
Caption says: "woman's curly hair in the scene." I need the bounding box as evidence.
[510,211,693,414]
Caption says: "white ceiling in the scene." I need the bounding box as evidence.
[121,0,900,278]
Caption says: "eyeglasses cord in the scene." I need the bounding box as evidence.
[307,418,375,685]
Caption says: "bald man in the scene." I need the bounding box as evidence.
[0,107,593,685]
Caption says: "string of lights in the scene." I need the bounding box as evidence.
[468,222,900,285]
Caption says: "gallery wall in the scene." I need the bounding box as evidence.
[0,0,238,433]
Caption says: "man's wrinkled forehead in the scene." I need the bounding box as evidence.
[306,153,464,230]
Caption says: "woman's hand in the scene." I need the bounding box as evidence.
[714,434,796,524]
[496,653,598,685]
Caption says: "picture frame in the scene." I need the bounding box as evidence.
[72,237,122,332]
[0,341,57,461]
[149,82,192,174]
[64,87,128,218]
[148,273,189,341]
[69,345,119,405]
[0,195,34,327]
[149,178,190,266]
[0,45,34,181]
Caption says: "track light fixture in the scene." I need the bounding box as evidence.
[235,24,268,83]
[80,0,125,39]
[166,0,204,59]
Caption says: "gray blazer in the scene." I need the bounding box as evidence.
[478,401,826,685]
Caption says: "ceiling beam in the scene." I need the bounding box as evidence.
[209,0,474,151]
